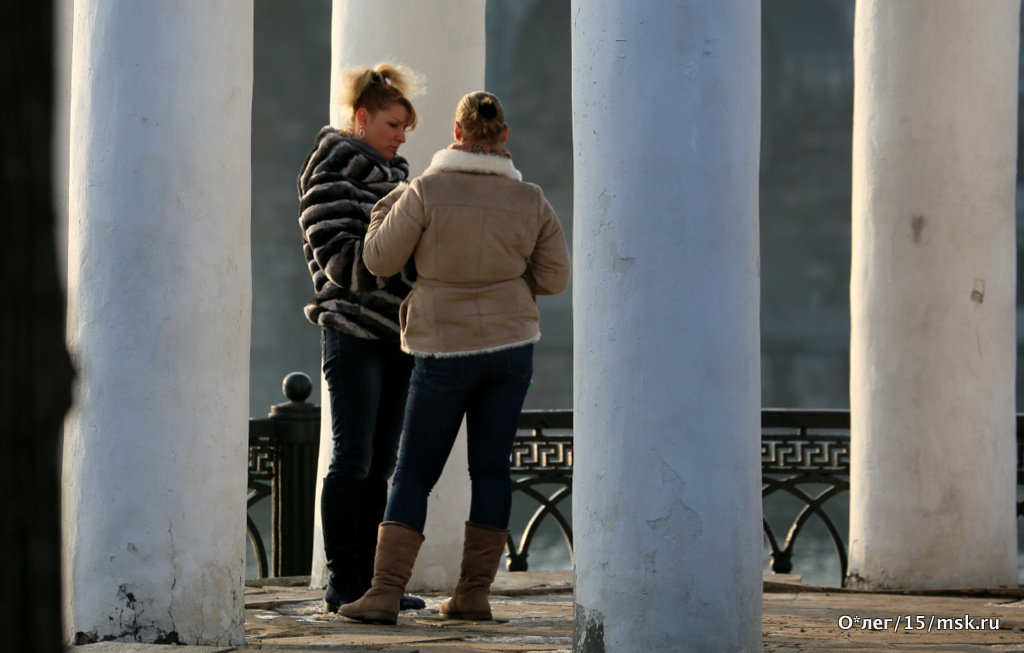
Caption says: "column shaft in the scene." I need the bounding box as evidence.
[572,1,763,649]
[310,0,486,592]
[63,0,253,643]
[848,0,1019,589]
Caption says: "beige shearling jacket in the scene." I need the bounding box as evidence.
[364,147,570,357]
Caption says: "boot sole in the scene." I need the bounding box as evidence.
[340,610,398,625]
[440,610,492,621]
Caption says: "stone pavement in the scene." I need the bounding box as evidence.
[760,578,1024,652]
[67,572,1024,652]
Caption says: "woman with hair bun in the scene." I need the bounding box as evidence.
[339,91,571,626]
[296,63,425,614]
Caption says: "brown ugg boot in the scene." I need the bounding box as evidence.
[439,522,510,620]
[339,522,424,625]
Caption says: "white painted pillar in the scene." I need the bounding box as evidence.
[572,1,762,650]
[310,0,485,592]
[848,1,1019,590]
[53,0,74,288]
[63,0,252,644]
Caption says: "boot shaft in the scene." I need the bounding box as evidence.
[339,521,424,625]
[441,522,510,620]
[372,521,425,591]
[457,522,509,586]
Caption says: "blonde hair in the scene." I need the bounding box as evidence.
[337,63,423,133]
[454,91,506,144]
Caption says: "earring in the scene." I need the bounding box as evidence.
[357,125,366,138]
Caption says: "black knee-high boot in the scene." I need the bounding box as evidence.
[321,475,365,612]
[357,477,388,591]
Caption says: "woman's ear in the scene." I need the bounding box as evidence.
[454,121,463,141]
[500,124,510,143]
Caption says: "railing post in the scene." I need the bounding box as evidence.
[268,372,320,577]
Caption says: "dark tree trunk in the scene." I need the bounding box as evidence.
[0,0,75,649]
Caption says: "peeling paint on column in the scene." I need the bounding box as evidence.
[574,604,606,653]
[72,584,184,644]
[971,279,984,303]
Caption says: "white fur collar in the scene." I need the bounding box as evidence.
[422,148,522,181]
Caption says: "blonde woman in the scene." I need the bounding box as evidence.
[297,64,425,613]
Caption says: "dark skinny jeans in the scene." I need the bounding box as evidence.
[384,344,533,532]
[322,328,412,483]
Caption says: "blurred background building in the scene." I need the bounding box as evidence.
[250,0,1024,417]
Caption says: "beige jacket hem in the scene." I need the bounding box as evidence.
[403,333,541,358]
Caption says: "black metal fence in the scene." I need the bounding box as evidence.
[247,373,319,578]
[760,409,850,584]
[506,409,573,572]
[247,381,1024,587]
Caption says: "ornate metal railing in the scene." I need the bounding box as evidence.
[760,409,850,585]
[500,408,1024,587]
[506,409,574,571]
[247,373,319,579]
[248,399,1024,586]
[247,419,275,578]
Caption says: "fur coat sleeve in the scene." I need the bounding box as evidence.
[296,126,413,339]
[298,127,394,294]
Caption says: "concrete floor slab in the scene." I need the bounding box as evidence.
[67,572,1024,652]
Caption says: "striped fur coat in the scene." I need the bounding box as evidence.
[297,126,415,340]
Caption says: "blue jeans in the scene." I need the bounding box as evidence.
[322,328,413,483]
[384,344,534,532]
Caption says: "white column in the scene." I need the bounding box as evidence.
[310,0,485,592]
[572,1,762,650]
[848,0,1019,590]
[63,0,252,644]
[53,0,74,288]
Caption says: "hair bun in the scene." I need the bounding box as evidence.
[455,91,505,144]
[478,102,498,119]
